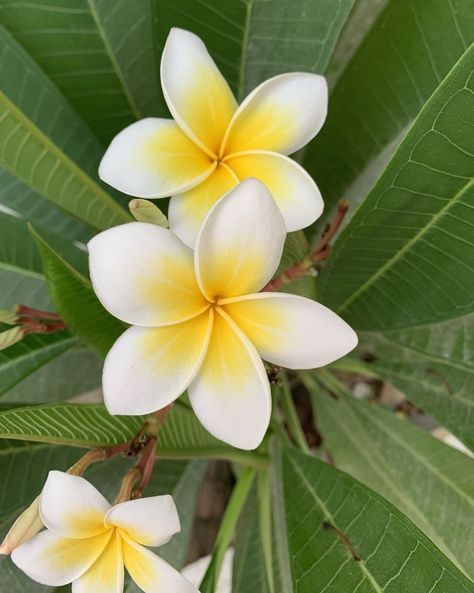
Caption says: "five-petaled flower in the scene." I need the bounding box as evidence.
[99,27,327,246]
[88,179,357,450]
[12,471,197,593]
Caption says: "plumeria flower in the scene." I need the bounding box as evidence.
[99,27,327,246]
[88,179,357,450]
[12,471,197,593]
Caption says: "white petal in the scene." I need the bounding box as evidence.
[103,311,213,415]
[225,150,323,231]
[11,530,112,587]
[40,471,110,539]
[168,162,238,247]
[88,222,208,327]
[161,28,237,157]
[72,531,124,593]
[105,495,180,547]
[195,178,286,301]
[188,309,271,450]
[221,73,327,156]
[99,118,215,198]
[123,536,198,593]
[222,293,358,368]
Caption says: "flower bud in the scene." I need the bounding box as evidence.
[0,326,24,351]
[0,306,19,325]
[129,199,168,227]
[0,496,43,555]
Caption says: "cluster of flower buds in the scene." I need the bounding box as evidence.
[0,305,66,351]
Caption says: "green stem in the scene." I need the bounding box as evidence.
[199,467,255,591]
[329,357,381,379]
[280,372,310,453]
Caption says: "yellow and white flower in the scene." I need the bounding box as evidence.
[12,471,197,593]
[88,179,357,450]
[99,27,327,246]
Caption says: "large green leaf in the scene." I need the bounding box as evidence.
[2,347,102,404]
[31,226,125,358]
[0,212,50,310]
[0,24,129,230]
[320,43,474,330]
[303,0,474,224]
[0,402,143,447]
[0,1,140,142]
[233,485,272,593]
[280,445,474,593]
[0,331,78,398]
[0,401,264,466]
[0,0,353,140]
[360,315,474,450]
[0,169,91,245]
[155,0,354,102]
[305,372,474,578]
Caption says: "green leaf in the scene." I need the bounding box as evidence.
[31,226,125,358]
[280,445,474,592]
[320,43,474,330]
[152,0,354,102]
[360,315,474,450]
[89,0,162,121]
[0,169,91,245]
[0,1,144,142]
[232,483,272,593]
[0,212,50,310]
[2,347,102,404]
[0,24,129,230]
[303,0,474,225]
[0,400,265,466]
[305,371,474,578]
[0,331,79,398]
[0,402,143,447]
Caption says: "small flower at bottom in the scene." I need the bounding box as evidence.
[88,179,358,451]
[11,471,197,593]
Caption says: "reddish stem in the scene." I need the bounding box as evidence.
[17,305,61,321]
[263,200,349,292]
[22,320,66,335]
[132,439,157,499]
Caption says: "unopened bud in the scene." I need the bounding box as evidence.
[0,326,24,351]
[0,496,43,555]
[129,199,168,228]
[0,306,19,325]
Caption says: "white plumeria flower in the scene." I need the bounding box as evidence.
[88,179,357,450]
[12,471,197,593]
[99,27,327,247]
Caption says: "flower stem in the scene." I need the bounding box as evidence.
[280,372,310,454]
[263,200,349,292]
